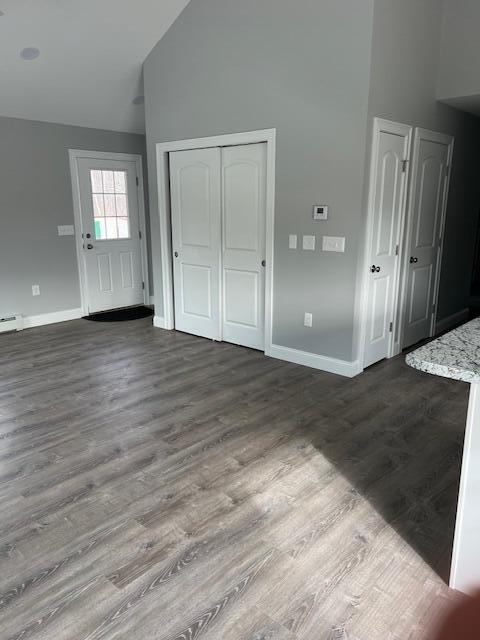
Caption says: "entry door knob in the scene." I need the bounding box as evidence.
[370,265,380,273]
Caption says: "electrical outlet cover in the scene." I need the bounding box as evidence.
[302,235,316,251]
[322,236,345,252]
[58,225,75,236]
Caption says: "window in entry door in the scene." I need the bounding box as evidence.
[90,169,130,240]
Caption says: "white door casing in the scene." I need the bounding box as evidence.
[72,153,147,314]
[402,130,453,349]
[169,147,222,340]
[363,119,412,368]
[221,143,267,350]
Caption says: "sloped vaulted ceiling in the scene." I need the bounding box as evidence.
[0,0,190,133]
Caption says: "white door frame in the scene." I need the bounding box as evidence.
[358,118,413,369]
[397,128,454,350]
[155,129,276,353]
[69,149,150,316]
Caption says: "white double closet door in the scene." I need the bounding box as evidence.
[169,143,266,350]
[363,121,453,368]
[363,124,411,368]
[402,132,451,348]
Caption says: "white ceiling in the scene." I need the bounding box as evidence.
[0,0,190,134]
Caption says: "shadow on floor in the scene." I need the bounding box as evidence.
[290,354,468,584]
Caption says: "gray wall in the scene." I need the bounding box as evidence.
[366,0,480,323]
[144,0,375,362]
[0,116,149,319]
[437,0,480,101]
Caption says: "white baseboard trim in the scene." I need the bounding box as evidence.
[153,315,167,329]
[435,308,469,334]
[23,308,83,329]
[267,344,362,378]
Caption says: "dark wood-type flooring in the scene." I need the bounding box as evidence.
[0,318,468,639]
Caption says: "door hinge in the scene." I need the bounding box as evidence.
[139,230,142,239]
[395,244,399,256]
[389,322,393,333]
[136,176,139,186]
[401,159,408,173]
[432,303,436,312]
[142,282,145,290]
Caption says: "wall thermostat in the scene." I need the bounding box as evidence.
[313,205,328,221]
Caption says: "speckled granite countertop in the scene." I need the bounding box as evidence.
[406,317,480,383]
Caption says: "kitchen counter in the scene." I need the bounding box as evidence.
[406,317,480,383]
[406,317,480,595]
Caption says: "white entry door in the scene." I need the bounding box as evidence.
[222,144,266,349]
[169,143,266,349]
[363,120,412,368]
[403,130,453,348]
[170,147,222,340]
[76,156,145,314]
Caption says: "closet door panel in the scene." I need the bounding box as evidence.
[222,143,267,350]
[170,147,221,340]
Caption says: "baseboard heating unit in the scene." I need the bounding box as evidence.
[0,315,24,333]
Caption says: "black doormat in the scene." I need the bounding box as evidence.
[83,306,153,322]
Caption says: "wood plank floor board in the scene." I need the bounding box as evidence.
[0,519,147,627]
[205,604,296,640]
[0,319,465,639]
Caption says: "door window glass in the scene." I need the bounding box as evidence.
[90,170,130,240]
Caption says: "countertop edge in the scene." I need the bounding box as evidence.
[405,351,480,384]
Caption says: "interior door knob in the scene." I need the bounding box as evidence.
[86,244,93,250]
[174,251,179,258]
[370,265,380,273]
[261,260,266,267]
[410,256,418,263]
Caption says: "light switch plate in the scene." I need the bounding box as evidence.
[313,205,328,221]
[322,236,345,252]
[304,312,313,327]
[302,235,316,251]
[58,225,74,236]
[289,234,297,249]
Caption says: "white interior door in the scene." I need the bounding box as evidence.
[77,157,144,314]
[170,147,222,340]
[364,121,412,368]
[221,143,266,350]
[403,130,453,349]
